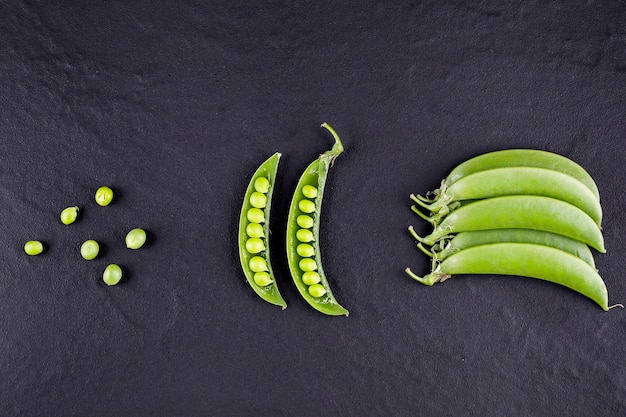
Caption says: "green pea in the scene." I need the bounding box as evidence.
[249,256,268,272]
[296,215,314,229]
[302,271,321,285]
[302,185,318,199]
[103,264,123,286]
[299,258,318,272]
[60,206,79,225]
[254,177,270,194]
[249,192,267,209]
[125,228,147,249]
[253,271,272,287]
[298,199,316,214]
[296,229,314,243]
[308,283,327,298]
[245,237,265,254]
[247,208,265,223]
[24,240,44,256]
[246,223,264,238]
[95,186,114,206]
[296,243,315,257]
[80,240,100,260]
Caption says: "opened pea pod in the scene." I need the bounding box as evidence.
[238,152,287,309]
[285,123,349,316]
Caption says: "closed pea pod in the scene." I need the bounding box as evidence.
[442,149,600,201]
[411,228,597,269]
[413,167,602,226]
[415,195,605,252]
[405,243,610,310]
[238,153,286,309]
[285,123,349,316]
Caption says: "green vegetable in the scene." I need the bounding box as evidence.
[125,228,147,249]
[103,264,123,286]
[238,153,286,308]
[298,199,316,213]
[80,239,100,260]
[60,206,79,225]
[412,228,597,269]
[95,186,114,206]
[441,149,600,201]
[285,122,349,316]
[414,195,605,252]
[412,167,602,226]
[24,240,44,256]
[406,243,609,310]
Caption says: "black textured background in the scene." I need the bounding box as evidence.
[1,1,626,416]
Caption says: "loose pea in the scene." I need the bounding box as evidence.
[308,283,327,298]
[60,206,79,225]
[253,271,273,287]
[296,215,314,229]
[247,208,265,223]
[297,243,315,257]
[103,264,123,286]
[125,228,147,249]
[249,192,267,209]
[302,185,318,199]
[24,240,44,256]
[80,239,100,260]
[249,256,268,272]
[245,237,265,254]
[95,186,114,206]
[296,229,315,243]
[302,271,321,285]
[246,223,264,238]
[299,258,318,272]
[254,177,270,194]
[298,199,316,213]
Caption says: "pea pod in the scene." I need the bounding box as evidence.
[443,149,600,201]
[238,152,286,309]
[413,167,602,226]
[411,228,596,268]
[405,243,609,310]
[286,123,349,316]
[415,195,605,252]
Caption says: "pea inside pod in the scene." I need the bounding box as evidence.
[285,123,349,316]
[237,152,286,309]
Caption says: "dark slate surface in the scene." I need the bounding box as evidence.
[1,1,625,416]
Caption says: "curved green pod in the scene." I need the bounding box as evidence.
[286,123,349,316]
[406,243,609,310]
[444,149,600,201]
[413,228,596,268]
[417,195,605,252]
[238,152,286,309]
[416,167,602,226]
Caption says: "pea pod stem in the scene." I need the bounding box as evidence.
[406,243,610,310]
[320,122,344,165]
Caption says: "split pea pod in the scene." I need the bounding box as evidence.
[414,167,602,226]
[405,243,609,310]
[286,123,349,316]
[444,149,600,201]
[411,228,596,268]
[238,152,286,309]
[416,195,605,252]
